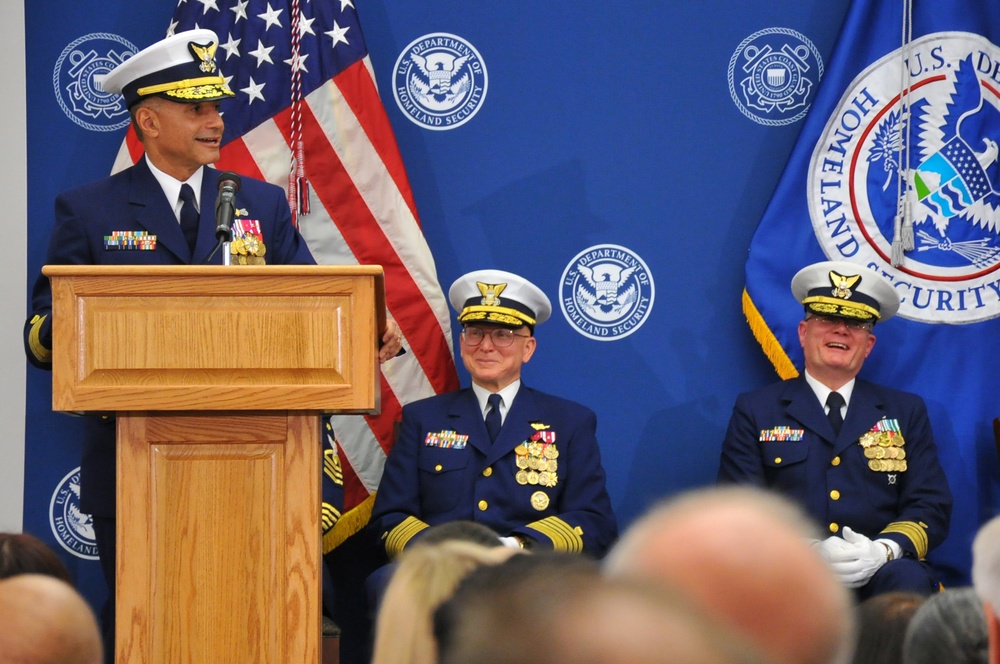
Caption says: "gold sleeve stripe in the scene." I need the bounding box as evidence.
[323,449,343,485]
[27,314,51,364]
[525,516,583,554]
[385,516,429,559]
[321,503,342,532]
[881,521,929,559]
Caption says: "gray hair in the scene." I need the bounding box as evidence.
[972,515,1000,613]
[902,587,988,664]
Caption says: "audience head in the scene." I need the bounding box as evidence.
[972,515,1000,664]
[416,520,503,548]
[851,591,923,664]
[371,539,516,664]
[604,485,854,664]
[903,587,988,664]
[435,550,768,664]
[0,531,72,582]
[0,574,102,664]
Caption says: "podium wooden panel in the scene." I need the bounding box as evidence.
[43,265,385,664]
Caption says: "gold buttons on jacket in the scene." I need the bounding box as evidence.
[831,456,841,466]
[478,500,488,511]
[829,523,839,533]
[482,467,493,477]
[830,490,841,500]
[434,464,443,472]
[774,457,782,464]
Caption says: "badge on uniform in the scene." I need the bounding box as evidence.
[859,417,906,472]
[759,426,804,442]
[104,230,157,250]
[230,217,267,265]
[514,438,559,488]
[424,430,468,449]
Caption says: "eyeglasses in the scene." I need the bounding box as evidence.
[806,314,873,333]
[460,327,530,348]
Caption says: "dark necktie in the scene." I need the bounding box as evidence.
[179,183,199,252]
[485,393,502,443]
[827,391,845,435]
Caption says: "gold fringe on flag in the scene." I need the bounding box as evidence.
[742,288,799,381]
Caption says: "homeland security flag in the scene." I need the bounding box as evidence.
[744,0,1000,584]
[111,1,461,549]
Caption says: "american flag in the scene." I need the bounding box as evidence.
[112,0,460,549]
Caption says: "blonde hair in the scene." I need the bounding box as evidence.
[371,539,517,664]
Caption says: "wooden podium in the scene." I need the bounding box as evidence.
[43,265,385,664]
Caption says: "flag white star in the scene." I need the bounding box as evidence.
[283,52,310,74]
[240,76,266,104]
[220,33,241,60]
[248,39,275,67]
[257,3,284,31]
[326,21,350,48]
[230,0,249,23]
[196,0,220,12]
[297,15,316,37]
[167,20,179,36]
[339,0,355,11]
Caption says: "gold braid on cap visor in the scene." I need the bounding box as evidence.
[459,305,536,327]
[137,76,232,97]
[802,295,880,320]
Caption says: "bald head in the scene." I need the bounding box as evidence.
[0,574,103,664]
[606,487,853,664]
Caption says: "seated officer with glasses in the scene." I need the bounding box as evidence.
[718,261,951,598]
[370,269,618,559]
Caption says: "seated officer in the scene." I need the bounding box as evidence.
[370,269,618,558]
[718,260,952,598]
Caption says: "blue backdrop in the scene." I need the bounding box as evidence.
[29,0,987,620]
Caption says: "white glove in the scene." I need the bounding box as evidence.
[498,536,521,549]
[820,527,886,588]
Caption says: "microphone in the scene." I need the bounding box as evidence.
[214,171,242,242]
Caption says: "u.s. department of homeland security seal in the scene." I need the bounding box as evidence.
[393,32,488,131]
[728,27,824,127]
[560,244,654,341]
[53,33,136,132]
[808,32,1000,324]
[49,467,99,560]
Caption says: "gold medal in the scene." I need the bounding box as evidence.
[900,460,908,471]
[538,471,551,486]
[543,445,559,459]
[528,456,540,470]
[859,432,877,448]
[897,449,906,460]
[515,444,529,456]
[516,456,529,469]
[868,459,880,471]
[530,491,550,511]
[864,447,876,459]
[546,459,558,472]
[515,470,529,485]
[527,471,539,485]
[877,432,891,447]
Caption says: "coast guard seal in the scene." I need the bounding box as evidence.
[728,27,824,126]
[49,467,99,560]
[393,32,488,131]
[53,33,136,132]
[808,32,1000,323]
[560,244,654,341]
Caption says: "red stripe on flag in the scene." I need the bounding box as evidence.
[217,136,269,181]
[336,443,371,514]
[125,128,144,162]
[272,99,459,394]
[365,374,401,455]
[335,60,421,225]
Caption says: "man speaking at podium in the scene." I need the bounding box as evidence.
[22,29,399,663]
